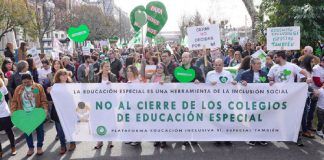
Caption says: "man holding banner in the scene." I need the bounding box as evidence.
[268,50,312,146]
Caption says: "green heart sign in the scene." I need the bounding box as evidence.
[219,76,228,83]
[259,76,267,83]
[109,36,119,44]
[283,69,292,76]
[11,108,46,136]
[145,1,168,38]
[67,24,90,42]
[174,67,196,83]
[130,5,147,32]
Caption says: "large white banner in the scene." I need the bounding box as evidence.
[187,24,221,50]
[267,26,300,50]
[51,83,307,142]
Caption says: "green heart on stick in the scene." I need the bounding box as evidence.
[145,1,168,38]
[219,76,228,83]
[174,67,196,83]
[11,108,46,136]
[67,24,90,42]
[130,5,147,32]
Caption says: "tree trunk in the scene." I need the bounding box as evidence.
[242,0,258,42]
[39,37,44,54]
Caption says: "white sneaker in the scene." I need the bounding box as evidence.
[316,130,324,138]
[0,130,5,134]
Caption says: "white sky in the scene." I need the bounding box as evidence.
[115,0,261,32]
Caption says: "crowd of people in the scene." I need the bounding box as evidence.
[0,40,323,157]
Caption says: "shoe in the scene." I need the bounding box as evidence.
[161,142,167,148]
[36,147,43,155]
[59,147,67,155]
[224,141,232,146]
[124,142,131,144]
[68,143,76,151]
[248,141,256,146]
[302,131,315,138]
[11,147,17,155]
[182,142,189,146]
[94,142,103,149]
[26,148,34,156]
[55,135,59,141]
[130,142,140,146]
[259,141,268,146]
[108,144,114,148]
[191,141,198,145]
[296,137,304,147]
[153,142,160,147]
[316,130,324,138]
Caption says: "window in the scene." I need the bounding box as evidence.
[48,42,51,46]
[55,34,58,38]
[61,34,64,38]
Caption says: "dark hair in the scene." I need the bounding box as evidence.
[21,73,33,81]
[20,42,27,50]
[274,50,286,60]
[302,55,314,73]
[26,58,36,70]
[125,56,134,68]
[1,58,13,73]
[83,55,91,61]
[162,50,171,56]
[150,56,159,65]
[78,102,86,109]
[52,60,64,73]
[91,55,98,61]
[41,59,50,65]
[238,56,251,70]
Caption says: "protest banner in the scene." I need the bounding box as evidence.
[82,46,91,55]
[51,83,307,142]
[27,47,42,68]
[187,24,221,50]
[251,49,267,67]
[266,26,300,50]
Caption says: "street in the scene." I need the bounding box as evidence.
[1,121,323,160]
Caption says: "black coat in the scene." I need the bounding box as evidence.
[241,69,268,83]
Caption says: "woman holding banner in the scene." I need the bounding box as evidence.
[47,69,76,154]
[241,57,269,146]
[93,61,117,149]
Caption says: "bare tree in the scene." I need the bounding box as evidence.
[242,0,258,41]
[25,0,56,54]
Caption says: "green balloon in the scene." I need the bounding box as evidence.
[134,10,147,28]
[145,1,168,39]
[11,108,46,136]
[130,5,146,32]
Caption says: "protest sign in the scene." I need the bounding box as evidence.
[187,24,221,50]
[82,46,91,55]
[51,83,307,142]
[267,26,300,50]
[251,49,267,67]
[145,1,168,38]
[28,47,42,68]
[67,24,90,43]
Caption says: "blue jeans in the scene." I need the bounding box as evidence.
[24,123,44,149]
[302,97,317,132]
[55,122,75,148]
